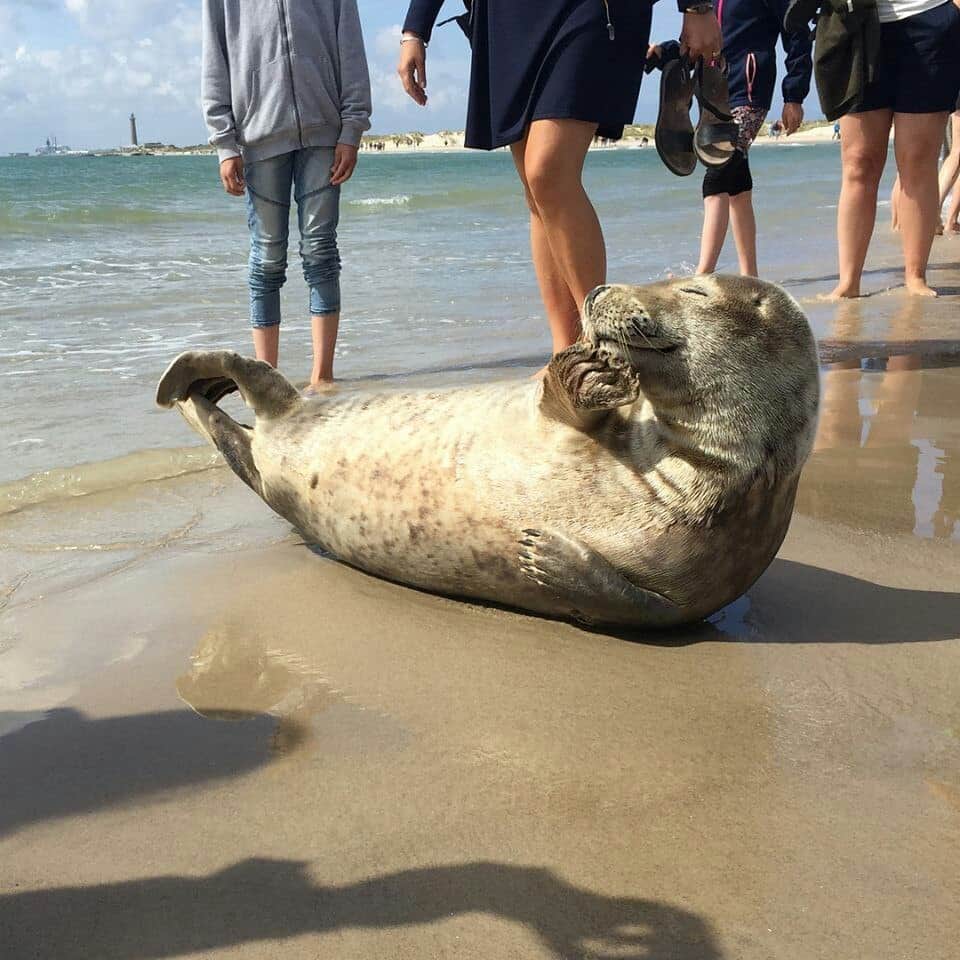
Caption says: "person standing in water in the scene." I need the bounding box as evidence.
[826,0,960,299]
[693,0,812,277]
[201,0,371,388]
[398,0,722,357]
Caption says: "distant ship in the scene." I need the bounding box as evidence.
[34,136,90,157]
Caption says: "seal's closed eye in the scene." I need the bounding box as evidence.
[681,286,709,297]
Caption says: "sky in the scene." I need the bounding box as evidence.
[0,1,799,154]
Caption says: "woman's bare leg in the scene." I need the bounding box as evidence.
[891,175,901,231]
[729,191,759,276]
[510,138,582,356]
[696,194,730,274]
[825,110,893,300]
[520,119,606,352]
[894,111,950,297]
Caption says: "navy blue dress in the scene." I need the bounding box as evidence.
[403,1,655,150]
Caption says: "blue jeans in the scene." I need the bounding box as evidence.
[244,147,341,328]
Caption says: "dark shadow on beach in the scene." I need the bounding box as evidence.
[298,545,960,649]
[0,858,724,960]
[606,559,960,647]
[0,707,292,838]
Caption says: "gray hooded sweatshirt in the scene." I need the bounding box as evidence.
[201,0,372,163]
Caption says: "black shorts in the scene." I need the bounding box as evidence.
[853,0,960,114]
[703,151,753,198]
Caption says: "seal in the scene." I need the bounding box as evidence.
[156,274,819,627]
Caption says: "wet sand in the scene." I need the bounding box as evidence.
[2,289,960,958]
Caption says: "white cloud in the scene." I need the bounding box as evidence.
[0,1,473,152]
[365,22,469,132]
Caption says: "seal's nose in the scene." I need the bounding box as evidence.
[583,285,609,315]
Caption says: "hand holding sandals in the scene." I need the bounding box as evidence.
[680,9,723,64]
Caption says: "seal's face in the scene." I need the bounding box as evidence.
[582,274,820,472]
[582,274,817,405]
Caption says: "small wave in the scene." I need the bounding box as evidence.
[349,195,411,207]
[0,446,223,517]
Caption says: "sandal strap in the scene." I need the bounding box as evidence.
[694,59,734,122]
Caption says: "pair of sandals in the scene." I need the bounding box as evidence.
[650,50,738,177]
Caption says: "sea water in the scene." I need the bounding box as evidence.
[0,144,905,503]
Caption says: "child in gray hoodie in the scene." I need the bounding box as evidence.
[201,0,371,387]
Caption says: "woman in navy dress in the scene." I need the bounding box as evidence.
[399,1,722,355]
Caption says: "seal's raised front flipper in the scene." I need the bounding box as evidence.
[156,351,300,420]
[518,528,684,627]
[539,343,640,432]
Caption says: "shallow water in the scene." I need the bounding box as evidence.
[0,143,917,491]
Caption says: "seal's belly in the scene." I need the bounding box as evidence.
[252,390,655,602]
[251,387,800,620]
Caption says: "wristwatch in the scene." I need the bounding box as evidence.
[680,1,715,12]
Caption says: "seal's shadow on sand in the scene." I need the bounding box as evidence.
[590,559,960,646]
[0,858,723,960]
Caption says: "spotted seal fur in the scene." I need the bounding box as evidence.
[156,275,819,627]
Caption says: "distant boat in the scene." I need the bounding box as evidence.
[34,136,89,157]
[8,152,30,158]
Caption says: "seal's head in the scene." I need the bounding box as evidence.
[582,275,820,473]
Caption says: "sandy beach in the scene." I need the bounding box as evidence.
[1,145,959,958]
[353,122,843,154]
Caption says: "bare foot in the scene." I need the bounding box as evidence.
[819,285,861,301]
[947,221,960,234]
[303,379,337,397]
[935,220,944,237]
[904,279,938,298]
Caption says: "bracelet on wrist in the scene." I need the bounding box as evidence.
[400,35,427,48]
[681,1,714,13]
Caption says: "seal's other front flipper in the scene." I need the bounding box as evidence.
[156,351,300,421]
[539,343,640,431]
[518,528,684,627]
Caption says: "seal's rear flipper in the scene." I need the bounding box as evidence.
[156,351,300,420]
[177,390,264,497]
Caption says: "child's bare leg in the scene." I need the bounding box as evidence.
[947,187,960,232]
[729,190,759,277]
[311,312,340,385]
[696,194,730,274]
[252,326,280,368]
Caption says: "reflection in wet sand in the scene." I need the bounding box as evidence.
[177,623,336,757]
[801,298,960,540]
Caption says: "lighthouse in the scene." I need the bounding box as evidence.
[129,113,139,147]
